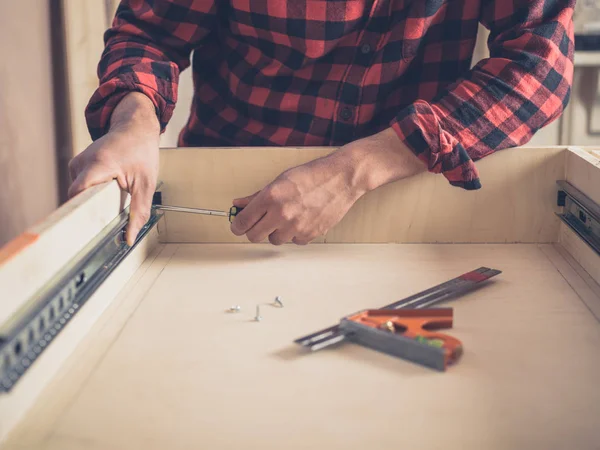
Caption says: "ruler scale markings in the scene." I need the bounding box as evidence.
[295,279,473,347]
[295,267,500,351]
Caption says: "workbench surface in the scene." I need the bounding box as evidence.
[4,243,600,450]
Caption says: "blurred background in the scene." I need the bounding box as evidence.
[2,0,600,247]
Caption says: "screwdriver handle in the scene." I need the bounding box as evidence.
[228,206,243,223]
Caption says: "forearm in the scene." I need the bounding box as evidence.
[69,90,162,246]
[332,128,426,197]
[109,92,161,137]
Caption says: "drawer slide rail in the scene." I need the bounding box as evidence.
[0,210,161,393]
[557,180,600,256]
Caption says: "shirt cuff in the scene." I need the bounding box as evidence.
[85,75,175,141]
[390,100,482,190]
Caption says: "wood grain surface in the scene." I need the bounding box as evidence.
[559,223,600,288]
[4,243,600,450]
[0,182,127,327]
[0,178,152,444]
[157,146,566,243]
[566,146,600,207]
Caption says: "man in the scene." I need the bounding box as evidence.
[68,0,575,246]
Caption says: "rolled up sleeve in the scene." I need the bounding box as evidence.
[85,0,217,140]
[390,0,575,190]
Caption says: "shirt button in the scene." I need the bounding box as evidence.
[360,44,371,54]
[340,107,353,121]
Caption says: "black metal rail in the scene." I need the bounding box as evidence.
[556,180,600,256]
[0,210,161,393]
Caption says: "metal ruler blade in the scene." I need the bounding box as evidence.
[294,267,501,351]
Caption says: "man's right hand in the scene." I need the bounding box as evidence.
[68,93,161,246]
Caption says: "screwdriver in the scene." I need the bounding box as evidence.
[152,204,243,223]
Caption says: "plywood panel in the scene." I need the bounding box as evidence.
[558,223,600,288]
[552,227,600,321]
[0,240,172,448]
[4,243,600,450]
[0,1,59,246]
[566,146,600,207]
[0,227,160,446]
[562,148,600,286]
[0,181,127,326]
[0,177,156,445]
[157,146,566,243]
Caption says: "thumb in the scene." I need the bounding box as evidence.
[232,190,260,208]
[125,178,154,246]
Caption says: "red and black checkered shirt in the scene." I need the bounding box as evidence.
[86,0,575,189]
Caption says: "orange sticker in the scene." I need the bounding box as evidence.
[0,232,39,266]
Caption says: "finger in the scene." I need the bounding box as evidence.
[67,165,118,199]
[230,195,267,236]
[125,177,154,246]
[269,228,295,246]
[68,156,81,182]
[245,211,279,243]
[292,236,312,246]
[232,191,260,208]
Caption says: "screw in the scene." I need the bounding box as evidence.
[254,305,262,322]
[380,321,396,333]
[226,305,241,313]
[273,296,283,307]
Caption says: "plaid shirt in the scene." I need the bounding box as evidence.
[86,0,575,190]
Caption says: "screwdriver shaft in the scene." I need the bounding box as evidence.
[153,204,229,217]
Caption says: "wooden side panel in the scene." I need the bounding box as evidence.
[559,222,600,286]
[557,224,600,307]
[1,240,171,448]
[157,146,566,244]
[566,146,600,207]
[559,147,600,289]
[0,228,160,446]
[0,181,128,326]
[0,178,145,445]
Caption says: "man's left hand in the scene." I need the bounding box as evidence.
[229,128,425,245]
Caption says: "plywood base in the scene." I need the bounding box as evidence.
[4,243,600,450]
